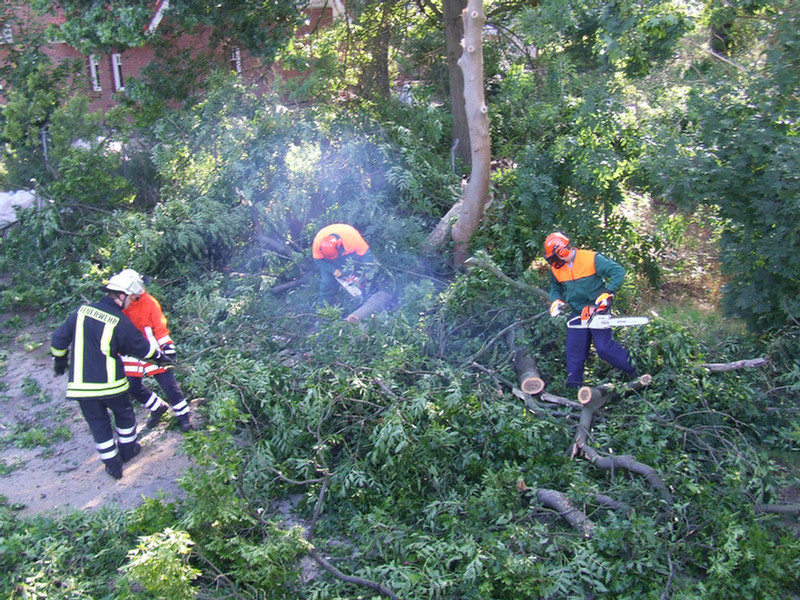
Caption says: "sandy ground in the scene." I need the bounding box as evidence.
[0,317,192,518]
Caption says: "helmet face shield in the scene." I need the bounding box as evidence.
[545,254,566,268]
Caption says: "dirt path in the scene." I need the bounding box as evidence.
[0,317,191,518]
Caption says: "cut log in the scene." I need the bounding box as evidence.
[578,373,652,406]
[572,374,652,458]
[513,348,545,395]
[345,291,393,323]
[581,446,673,504]
[537,488,595,538]
[701,357,768,372]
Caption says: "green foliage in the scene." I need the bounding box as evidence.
[0,505,139,599]
[119,528,201,600]
[166,0,303,62]
[2,1,800,598]
[32,0,151,53]
[641,2,800,331]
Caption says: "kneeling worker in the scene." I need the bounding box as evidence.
[312,223,379,307]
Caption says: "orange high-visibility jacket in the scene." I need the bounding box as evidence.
[122,292,174,377]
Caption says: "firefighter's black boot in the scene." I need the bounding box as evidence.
[103,455,123,479]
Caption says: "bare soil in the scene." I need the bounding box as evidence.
[0,317,192,518]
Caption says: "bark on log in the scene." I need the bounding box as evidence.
[572,375,652,458]
[700,357,768,372]
[537,488,595,538]
[540,392,582,410]
[513,348,545,395]
[464,255,549,301]
[580,446,673,504]
[754,503,800,515]
[577,374,652,406]
[345,291,393,323]
[595,493,631,513]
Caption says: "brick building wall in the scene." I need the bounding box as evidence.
[1,3,337,114]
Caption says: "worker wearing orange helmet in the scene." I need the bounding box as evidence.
[312,223,378,306]
[544,232,636,387]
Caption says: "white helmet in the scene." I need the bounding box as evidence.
[103,269,145,295]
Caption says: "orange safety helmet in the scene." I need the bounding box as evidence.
[544,232,571,264]
[319,234,343,260]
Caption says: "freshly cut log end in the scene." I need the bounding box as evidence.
[578,386,596,405]
[639,373,652,386]
[521,377,545,395]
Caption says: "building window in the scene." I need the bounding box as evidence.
[1,25,13,45]
[88,54,101,91]
[111,53,124,91]
[229,46,242,74]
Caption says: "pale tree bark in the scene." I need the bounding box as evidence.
[443,0,471,167]
[450,0,491,268]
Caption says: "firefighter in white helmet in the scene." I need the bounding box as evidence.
[50,272,172,479]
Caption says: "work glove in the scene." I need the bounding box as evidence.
[549,299,566,317]
[161,343,176,360]
[151,350,175,367]
[53,354,69,376]
[594,291,614,313]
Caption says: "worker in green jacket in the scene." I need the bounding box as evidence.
[545,232,636,387]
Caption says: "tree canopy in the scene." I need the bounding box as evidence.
[1,0,799,598]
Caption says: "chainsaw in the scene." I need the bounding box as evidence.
[567,306,650,330]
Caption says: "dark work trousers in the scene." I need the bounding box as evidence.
[565,325,635,388]
[77,392,138,463]
[128,371,190,417]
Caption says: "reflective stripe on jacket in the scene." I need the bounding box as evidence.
[122,292,173,377]
[51,296,158,399]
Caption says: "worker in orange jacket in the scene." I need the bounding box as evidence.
[114,270,193,432]
[311,223,379,306]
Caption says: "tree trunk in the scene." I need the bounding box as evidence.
[358,0,397,99]
[345,291,393,323]
[451,0,491,268]
[443,0,470,167]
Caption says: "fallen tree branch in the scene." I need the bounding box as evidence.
[595,493,631,513]
[463,312,547,364]
[754,503,800,515]
[572,375,652,454]
[536,487,595,538]
[540,392,582,410]
[464,253,549,302]
[700,357,768,372]
[303,477,403,599]
[580,445,673,504]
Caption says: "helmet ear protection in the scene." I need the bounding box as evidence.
[553,245,571,259]
[319,234,343,260]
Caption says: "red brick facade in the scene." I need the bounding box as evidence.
[1,2,337,113]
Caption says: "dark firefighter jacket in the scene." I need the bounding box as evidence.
[50,295,160,400]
